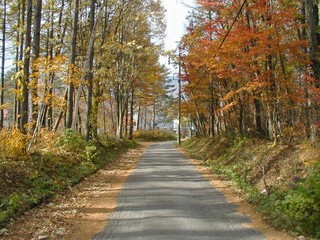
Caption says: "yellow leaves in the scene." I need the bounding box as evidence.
[11,88,23,100]
[65,64,84,86]
[126,40,136,46]
[0,128,30,161]
[12,70,24,82]
[0,103,12,110]
[33,55,68,75]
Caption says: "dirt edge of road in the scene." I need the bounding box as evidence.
[179,147,296,240]
[0,143,151,240]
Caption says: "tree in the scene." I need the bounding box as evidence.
[66,0,79,129]
[0,0,7,129]
[20,0,32,132]
[180,0,311,140]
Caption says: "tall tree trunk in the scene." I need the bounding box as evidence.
[0,0,6,129]
[254,98,265,136]
[152,101,156,130]
[125,100,128,136]
[66,0,79,128]
[305,0,320,142]
[31,0,42,127]
[144,107,147,130]
[305,0,320,81]
[137,101,141,130]
[47,7,55,130]
[85,0,96,140]
[129,88,134,139]
[20,0,32,132]
[16,1,25,127]
[14,2,20,126]
[209,79,214,137]
[116,91,123,138]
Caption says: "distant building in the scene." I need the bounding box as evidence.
[173,119,179,132]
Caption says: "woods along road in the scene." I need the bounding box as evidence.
[93,142,265,240]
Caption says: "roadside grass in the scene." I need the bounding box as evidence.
[0,129,137,228]
[181,136,320,239]
[133,129,176,142]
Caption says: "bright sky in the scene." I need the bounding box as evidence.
[161,0,194,51]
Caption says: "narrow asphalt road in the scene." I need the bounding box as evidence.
[93,142,265,240]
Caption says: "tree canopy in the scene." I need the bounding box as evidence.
[178,0,320,141]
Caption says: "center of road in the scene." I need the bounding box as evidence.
[93,141,265,240]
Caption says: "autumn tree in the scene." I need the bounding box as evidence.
[180,0,313,140]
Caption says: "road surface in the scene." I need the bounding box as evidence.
[93,142,265,240]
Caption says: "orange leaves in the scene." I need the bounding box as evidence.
[216,101,238,113]
[222,81,271,102]
[178,0,312,127]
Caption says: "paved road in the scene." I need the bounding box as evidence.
[93,142,265,240]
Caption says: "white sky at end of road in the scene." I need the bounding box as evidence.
[161,0,194,52]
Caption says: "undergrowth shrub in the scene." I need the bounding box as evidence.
[0,128,30,161]
[55,129,87,158]
[243,163,320,238]
[133,129,176,141]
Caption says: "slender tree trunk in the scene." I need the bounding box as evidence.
[109,98,116,135]
[85,0,96,140]
[129,88,134,139]
[31,0,42,127]
[137,101,141,130]
[305,0,320,81]
[116,94,123,138]
[66,0,79,128]
[0,0,6,129]
[152,101,156,130]
[103,108,106,133]
[14,2,20,126]
[52,89,68,132]
[16,1,25,127]
[144,108,147,130]
[254,98,265,136]
[209,79,214,137]
[125,100,128,136]
[305,0,320,142]
[47,8,54,130]
[20,0,32,132]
